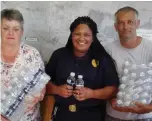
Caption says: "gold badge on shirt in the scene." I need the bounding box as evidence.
[92,59,99,68]
[69,104,76,112]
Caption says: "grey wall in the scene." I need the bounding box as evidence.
[2,1,152,62]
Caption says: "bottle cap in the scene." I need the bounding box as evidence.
[78,75,83,78]
[141,99,147,104]
[124,69,128,74]
[124,101,130,106]
[117,92,123,97]
[70,72,75,77]
[117,100,123,105]
[121,76,127,82]
[125,61,130,66]
[119,84,126,89]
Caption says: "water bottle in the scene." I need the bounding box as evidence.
[75,75,84,87]
[67,72,76,88]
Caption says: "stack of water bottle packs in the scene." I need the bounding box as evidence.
[0,66,50,121]
[116,61,152,107]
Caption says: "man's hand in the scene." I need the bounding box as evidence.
[110,98,152,114]
[73,87,93,101]
[57,84,73,98]
[128,102,152,114]
[110,98,134,112]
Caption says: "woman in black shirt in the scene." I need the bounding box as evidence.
[45,16,119,121]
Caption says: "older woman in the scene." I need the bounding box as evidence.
[45,16,120,121]
[1,9,48,121]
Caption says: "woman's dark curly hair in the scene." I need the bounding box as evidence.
[66,16,115,64]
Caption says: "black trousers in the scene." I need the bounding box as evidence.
[52,103,106,121]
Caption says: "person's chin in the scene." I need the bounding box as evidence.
[122,34,131,38]
[78,49,88,53]
[6,41,17,45]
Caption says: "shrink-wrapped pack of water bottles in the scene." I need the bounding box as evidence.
[116,61,152,107]
[1,66,50,121]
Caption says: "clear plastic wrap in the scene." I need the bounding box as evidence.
[0,66,50,121]
[116,61,152,107]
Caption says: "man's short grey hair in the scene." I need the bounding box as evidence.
[1,8,24,29]
[115,6,139,22]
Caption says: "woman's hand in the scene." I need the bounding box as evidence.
[0,115,10,121]
[24,87,46,112]
[73,87,93,101]
[57,84,73,98]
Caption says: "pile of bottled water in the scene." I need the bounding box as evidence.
[1,66,50,121]
[116,61,152,107]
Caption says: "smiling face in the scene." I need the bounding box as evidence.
[115,11,140,42]
[1,18,23,46]
[72,24,93,56]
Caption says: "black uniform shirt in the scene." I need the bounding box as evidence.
[45,47,119,107]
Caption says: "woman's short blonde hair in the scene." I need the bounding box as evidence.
[1,8,24,29]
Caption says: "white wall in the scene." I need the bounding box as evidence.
[2,1,152,62]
